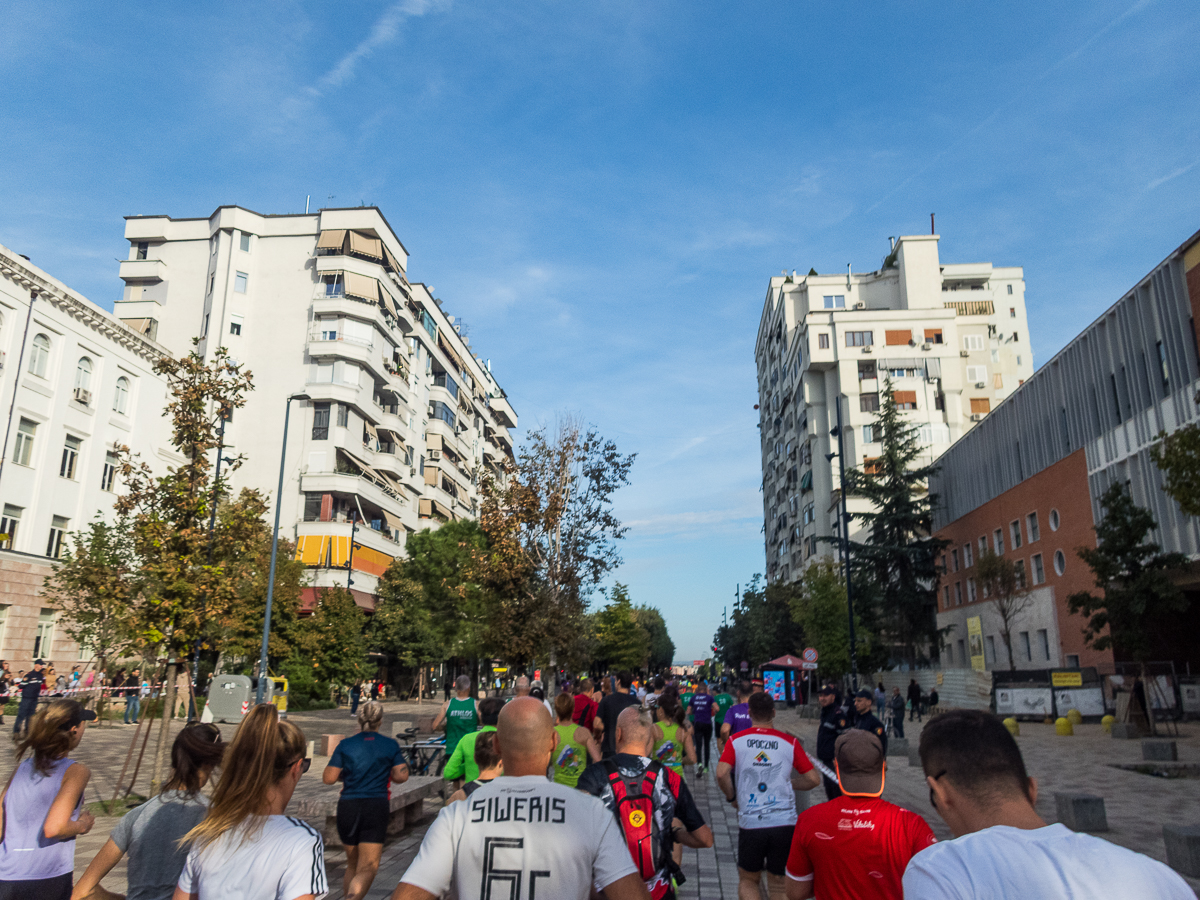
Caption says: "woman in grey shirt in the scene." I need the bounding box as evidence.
[72,723,225,900]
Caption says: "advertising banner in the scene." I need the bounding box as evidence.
[763,669,787,702]
[994,686,1052,718]
[1054,687,1105,717]
[967,616,986,672]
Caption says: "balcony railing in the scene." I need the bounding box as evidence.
[308,329,374,350]
[944,300,995,317]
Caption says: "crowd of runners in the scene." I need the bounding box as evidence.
[0,674,1193,900]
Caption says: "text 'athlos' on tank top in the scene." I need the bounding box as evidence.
[445,697,478,749]
[552,724,588,786]
[653,723,684,772]
[0,757,79,881]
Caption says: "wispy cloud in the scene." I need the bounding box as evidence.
[1146,162,1196,191]
[308,0,444,97]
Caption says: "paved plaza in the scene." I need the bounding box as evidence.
[1,700,1197,897]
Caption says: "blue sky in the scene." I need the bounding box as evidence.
[2,1,1198,661]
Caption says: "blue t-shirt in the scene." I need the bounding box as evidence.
[724,702,752,735]
[329,731,406,799]
[689,693,716,725]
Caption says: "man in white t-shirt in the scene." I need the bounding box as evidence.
[391,697,651,900]
[904,709,1193,900]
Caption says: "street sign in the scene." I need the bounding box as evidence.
[802,648,818,663]
[801,662,818,670]
[739,660,749,671]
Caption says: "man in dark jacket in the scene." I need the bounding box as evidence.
[851,688,887,756]
[907,679,923,721]
[13,659,45,736]
[816,685,849,800]
[889,686,906,738]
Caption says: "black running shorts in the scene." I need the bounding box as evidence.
[737,825,793,876]
[336,797,390,845]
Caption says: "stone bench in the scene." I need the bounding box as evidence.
[291,775,442,847]
[1162,824,1200,878]
[1054,792,1108,832]
[1142,739,1178,761]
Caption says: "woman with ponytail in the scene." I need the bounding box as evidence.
[173,704,325,900]
[72,723,226,900]
[0,699,97,900]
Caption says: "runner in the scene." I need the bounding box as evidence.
[390,697,651,900]
[814,685,849,800]
[644,676,665,709]
[552,692,601,786]
[651,695,696,777]
[443,697,503,785]
[784,730,935,900]
[686,683,716,775]
[578,707,713,899]
[73,722,225,900]
[718,681,754,746]
[715,691,820,900]
[177,704,325,900]
[595,672,642,758]
[322,700,410,900]
[712,683,735,754]
[0,700,96,900]
[573,679,599,731]
[432,675,479,761]
[447,732,503,803]
[904,710,1193,899]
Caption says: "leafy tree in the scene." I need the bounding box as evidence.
[632,605,675,672]
[1151,401,1200,516]
[293,586,370,688]
[845,380,949,665]
[975,549,1033,671]
[788,561,881,680]
[371,567,442,695]
[400,520,490,661]
[592,584,649,673]
[1068,482,1189,666]
[713,575,805,670]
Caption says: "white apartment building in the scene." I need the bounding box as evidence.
[0,244,175,670]
[755,233,1032,585]
[113,206,518,607]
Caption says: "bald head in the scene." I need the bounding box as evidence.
[514,676,531,696]
[496,697,556,777]
[615,706,654,756]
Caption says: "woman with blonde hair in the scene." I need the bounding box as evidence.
[322,700,408,900]
[0,699,96,899]
[173,704,324,900]
[73,722,226,900]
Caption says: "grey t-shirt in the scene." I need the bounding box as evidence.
[110,790,209,900]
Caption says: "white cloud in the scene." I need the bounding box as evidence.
[309,0,445,97]
[1146,162,1196,191]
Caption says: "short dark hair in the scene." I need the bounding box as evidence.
[737,680,752,698]
[748,691,775,720]
[479,697,504,726]
[617,672,633,689]
[919,710,1031,804]
[653,676,665,691]
[474,730,501,772]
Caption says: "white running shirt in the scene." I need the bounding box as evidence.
[177,815,327,900]
[400,775,638,900]
[718,726,814,830]
[902,823,1194,900]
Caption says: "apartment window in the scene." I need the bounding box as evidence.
[28,333,50,378]
[229,315,243,336]
[240,233,251,252]
[46,517,68,559]
[1054,550,1066,576]
[1014,559,1026,588]
[337,403,349,428]
[234,271,248,293]
[991,349,1000,363]
[885,330,912,346]
[1010,307,1016,318]
[985,635,996,664]
[963,542,973,567]
[312,403,330,440]
[970,398,991,415]
[1031,553,1045,585]
[203,314,209,337]
[954,582,962,606]
[1007,284,1013,295]
[1020,631,1032,662]
[822,295,845,309]
[1156,340,1170,395]
[818,333,829,349]
[13,419,36,467]
[0,505,21,550]
[845,331,872,347]
[860,392,880,412]
[858,361,876,380]
[966,365,988,384]
[1038,629,1050,660]
[1048,508,1060,531]
[948,549,958,573]
[963,334,985,352]
[1010,520,1022,549]
[943,586,951,609]
[978,536,987,558]
[802,503,815,525]
[993,372,1004,390]
[993,529,1004,555]
[935,391,945,410]
[113,376,130,414]
[892,390,917,410]
[101,451,119,492]
[969,578,979,602]
[60,435,81,480]
[33,609,57,658]
[135,241,149,260]
[861,424,881,443]
[74,357,93,400]
[1065,654,1080,668]
[1012,332,1019,342]
[1026,512,1040,542]
[208,273,215,295]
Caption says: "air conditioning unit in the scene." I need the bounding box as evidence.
[428,449,442,460]
[861,346,873,354]
[921,342,933,351]
[960,350,970,357]
[409,467,417,476]
[970,413,984,422]
[975,382,986,389]
[73,388,92,405]
[854,302,865,310]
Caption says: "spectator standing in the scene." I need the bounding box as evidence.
[888,688,905,739]
[349,682,362,717]
[174,668,191,720]
[432,676,479,760]
[443,697,502,785]
[0,668,10,726]
[907,679,923,722]
[814,685,849,801]
[784,730,935,900]
[928,687,939,712]
[874,682,886,717]
[904,709,1192,899]
[850,689,888,755]
[13,660,47,736]
[595,672,642,758]
[716,692,820,900]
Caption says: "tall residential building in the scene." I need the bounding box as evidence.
[113,206,518,607]
[755,234,1032,585]
[0,243,175,670]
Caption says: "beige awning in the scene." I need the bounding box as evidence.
[424,465,439,486]
[344,272,379,302]
[348,231,383,260]
[378,285,399,319]
[438,334,466,374]
[316,230,346,250]
[382,509,404,531]
[364,421,379,442]
[425,433,443,451]
[378,426,406,447]
[419,499,433,517]
[379,471,405,494]
[432,500,454,521]
[383,243,403,273]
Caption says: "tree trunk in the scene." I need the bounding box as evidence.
[418,666,425,705]
[212,649,225,677]
[150,661,177,795]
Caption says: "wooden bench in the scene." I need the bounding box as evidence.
[290,775,442,847]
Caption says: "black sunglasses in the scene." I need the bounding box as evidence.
[295,757,312,775]
[928,770,948,809]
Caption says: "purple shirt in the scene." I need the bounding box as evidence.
[0,757,80,880]
[690,692,716,724]
[725,702,752,735]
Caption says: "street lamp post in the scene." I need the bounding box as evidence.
[256,392,310,705]
[829,397,860,691]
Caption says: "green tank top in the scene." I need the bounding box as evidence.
[553,723,589,786]
[653,722,684,773]
[445,696,478,752]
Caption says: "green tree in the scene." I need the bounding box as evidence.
[788,561,880,680]
[593,584,650,673]
[632,605,675,672]
[713,575,805,670]
[400,520,490,660]
[846,380,949,665]
[371,568,442,685]
[975,549,1032,671]
[1151,400,1200,516]
[293,586,370,688]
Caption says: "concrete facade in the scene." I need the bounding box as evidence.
[756,234,1032,585]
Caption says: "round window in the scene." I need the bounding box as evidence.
[1054,550,1066,576]
[1049,509,1060,532]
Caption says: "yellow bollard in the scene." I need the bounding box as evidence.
[1003,717,1020,736]
[1066,708,1083,726]
[1101,714,1115,733]
[1055,717,1074,736]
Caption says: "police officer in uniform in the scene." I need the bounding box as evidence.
[815,685,849,800]
[849,688,887,756]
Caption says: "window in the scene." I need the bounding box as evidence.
[970,398,991,415]
[208,273,215,295]
[203,314,209,336]
[966,365,988,384]
[985,635,996,664]
[1020,631,1032,662]
[60,435,81,479]
[1012,332,1019,342]
[1007,284,1013,295]
[1054,550,1066,576]
[979,536,987,557]
[943,586,951,609]
[1031,553,1045,585]
[954,582,962,606]
[993,372,1003,389]
[951,549,959,572]
[13,419,36,466]
[1010,520,1022,549]
[802,503,814,525]
[935,392,945,410]
[963,542,973,567]
[860,392,880,412]
[0,505,21,550]
[101,451,118,492]
[1048,508,1060,531]
[1014,559,1026,588]
[33,608,57,657]
[892,390,917,410]
[234,271,248,293]
[229,315,243,336]
[967,577,977,602]
[1026,512,1040,542]
[1038,629,1050,660]
[1157,341,1169,395]
[337,403,349,428]
[993,529,1004,554]
[240,233,251,252]
[28,333,50,377]
[957,639,966,665]
[924,328,943,344]
[1066,654,1079,668]
[431,401,456,428]
[818,333,829,349]
[963,334,985,352]
[845,331,872,347]
[46,517,68,559]
[885,330,912,346]
[75,357,93,398]
[858,361,876,380]
[113,376,130,414]
[861,424,881,443]
[312,403,330,440]
[822,295,845,309]
[136,241,148,260]
[1010,307,1016,318]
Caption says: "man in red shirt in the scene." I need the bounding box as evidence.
[784,730,935,900]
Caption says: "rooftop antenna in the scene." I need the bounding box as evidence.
[931,213,935,234]
[847,262,852,288]
[305,195,310,214]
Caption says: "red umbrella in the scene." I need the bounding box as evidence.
[764,654,805,669]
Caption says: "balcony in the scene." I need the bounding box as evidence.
[488,394,517,429]
[301,471,405,516]
[944,300,995,317]
[307,331,391,384]
[303,379,368,411]
[118,259,166,283]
